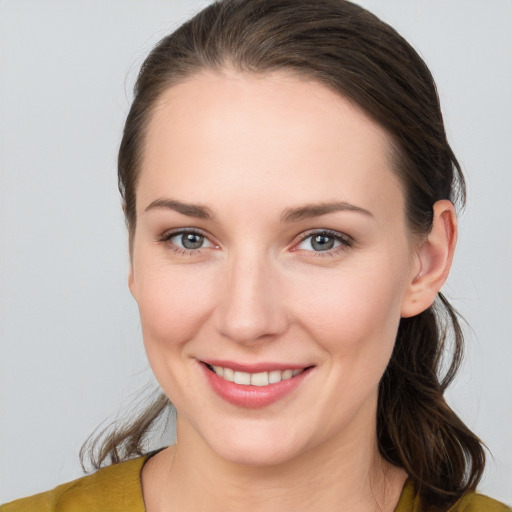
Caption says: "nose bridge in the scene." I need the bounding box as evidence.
[215,248,287,343]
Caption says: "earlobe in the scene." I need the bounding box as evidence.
[401,200,457,318]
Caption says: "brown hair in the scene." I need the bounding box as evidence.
[82,0,485,508]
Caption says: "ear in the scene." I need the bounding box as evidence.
[401,200,457,318]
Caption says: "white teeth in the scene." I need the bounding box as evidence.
[210,365,305,386]
[251,372,269,386]
[223,367,234,382]
[281,369,293,380]
[268,370,282,384]
[234,371,251,385]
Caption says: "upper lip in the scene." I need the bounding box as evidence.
[200,359,312,373]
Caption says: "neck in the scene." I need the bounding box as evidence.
[143,417,407,512]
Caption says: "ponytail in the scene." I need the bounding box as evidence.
[378,294,485,508]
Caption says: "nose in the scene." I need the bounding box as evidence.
[214,253,288,344]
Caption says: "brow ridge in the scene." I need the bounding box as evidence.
[144,198,371,223]
[281,201,373,223]
[144,198,214,219]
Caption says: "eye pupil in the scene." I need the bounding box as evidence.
[312,234,334,251]
[182,233,203,249]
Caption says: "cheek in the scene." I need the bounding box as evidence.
[292,255,408,361]
[134,262,216,353]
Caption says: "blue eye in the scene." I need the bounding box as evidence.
[164,230,213,251]
[296,231,351,253]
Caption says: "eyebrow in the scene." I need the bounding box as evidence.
[144,198,214,219]
[281,201,374,223]
[144,198,373,222]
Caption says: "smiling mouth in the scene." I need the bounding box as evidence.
[204,363,310,387]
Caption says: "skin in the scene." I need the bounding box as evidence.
[129,70,457,511]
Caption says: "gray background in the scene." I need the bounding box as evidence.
[1,0,511,504]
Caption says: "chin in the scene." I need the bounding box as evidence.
[198,417,315,468]
[214,438,304,467]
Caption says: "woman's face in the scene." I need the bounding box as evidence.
[129,71,420,466]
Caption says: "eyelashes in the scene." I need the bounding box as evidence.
[159,228,215,255]
[158,228,353,257]
[294,229,353,256]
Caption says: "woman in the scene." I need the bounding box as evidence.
[2,0,509,510]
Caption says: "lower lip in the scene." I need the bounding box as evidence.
[201,363,313,408]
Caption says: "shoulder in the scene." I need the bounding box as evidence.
[396,480,510,512]
[0,456,147,512]
[448,491,511,512]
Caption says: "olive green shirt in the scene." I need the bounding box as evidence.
[2,455,510,511]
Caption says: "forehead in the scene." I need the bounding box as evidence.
[139,70,404,220]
